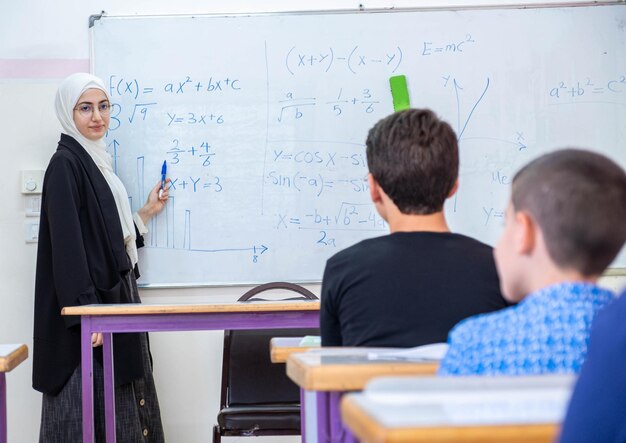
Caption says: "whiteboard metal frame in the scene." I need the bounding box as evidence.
[89,2,626,286]
[89,1,624,27]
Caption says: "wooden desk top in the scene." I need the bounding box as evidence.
[0,344,28,373]
[286,348,438,391]
[342,398,558,443]
[62,300,320,316]
[270,336,320,363]
[340,375,574,443]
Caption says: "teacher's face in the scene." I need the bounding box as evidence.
[73,88,110,141]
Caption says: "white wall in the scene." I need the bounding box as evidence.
[1,1,624,442]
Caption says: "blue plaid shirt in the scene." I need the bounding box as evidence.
[438,282,615,376]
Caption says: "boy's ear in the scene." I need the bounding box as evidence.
[515,211,536,255]
[368,173,382,204]
[447,179,459,198]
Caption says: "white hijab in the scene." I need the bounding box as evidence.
[55,72,139,267]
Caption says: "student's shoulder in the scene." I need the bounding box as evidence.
[441,233,500,278]
[325,235,394,267]
[609,290,626,319]
[447,233,495,255]
[414,233,496,271]
[592,289,626,341]
[449,304,517,340]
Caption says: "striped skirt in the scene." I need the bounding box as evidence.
[39,270,165,443]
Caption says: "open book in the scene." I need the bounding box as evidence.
[367,343,448,362]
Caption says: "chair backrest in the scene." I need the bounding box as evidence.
[219,282,319,408]
[238,281,318,301]
[224,327,319,406]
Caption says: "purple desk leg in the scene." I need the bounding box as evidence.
[300,388,307,443]
[83,310,320,442]
[82,316,94,443]
[0,373,6,443]
[343,429,358,443]
[329,391,343,442]
[317,391,333,443]
[328,391,357,443]
[103,333,116,443]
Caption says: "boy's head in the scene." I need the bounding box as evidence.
[366,108,459,215]
[495,148,626,302]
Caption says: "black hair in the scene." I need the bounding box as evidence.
[365,109,459,214]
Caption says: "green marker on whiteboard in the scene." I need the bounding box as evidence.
[389,75,411,111]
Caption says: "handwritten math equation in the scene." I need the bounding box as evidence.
[483,206,505,226]
[549,75,625,99]
[266,171,368,197]
[108,75,242,99]
[267,142,368,197]
[422,34,476,56]
[275,202,387,247]
[106,75,234,130]
[285,46,402,75]
[167,175,223,193]
[165,139,217,167]
[277,88,380,122]
[283,35,477,76]
[108,104,225,130]
[271,148,367,168]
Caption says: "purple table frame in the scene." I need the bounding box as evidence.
[64,302,320,443]
[316,391,358,443]
[287,350,439,443]
[0,373,5,443]
[0,344,28,443]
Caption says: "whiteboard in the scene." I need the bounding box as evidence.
[91,4,626,286]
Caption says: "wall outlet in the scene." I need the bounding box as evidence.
[24,220,39,243]
[25,195,41,217]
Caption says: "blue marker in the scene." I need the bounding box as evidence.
[159,160,167,198]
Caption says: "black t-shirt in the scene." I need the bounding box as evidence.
[320,232,509,347]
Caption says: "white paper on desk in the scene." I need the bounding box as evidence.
[367,343,448,362]
[365,388,571,425]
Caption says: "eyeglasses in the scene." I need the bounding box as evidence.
[74,102,111,117]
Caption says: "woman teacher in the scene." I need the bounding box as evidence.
[34,72,167,442]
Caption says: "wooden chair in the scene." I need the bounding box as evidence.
[212,282,319,443]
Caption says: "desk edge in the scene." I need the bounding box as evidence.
[0,344,29,373]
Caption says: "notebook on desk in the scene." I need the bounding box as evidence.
[299,335,321,346]
[367,343,448,362]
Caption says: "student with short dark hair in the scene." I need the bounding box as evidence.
[439,149,626,375]
[320,109,509,347]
